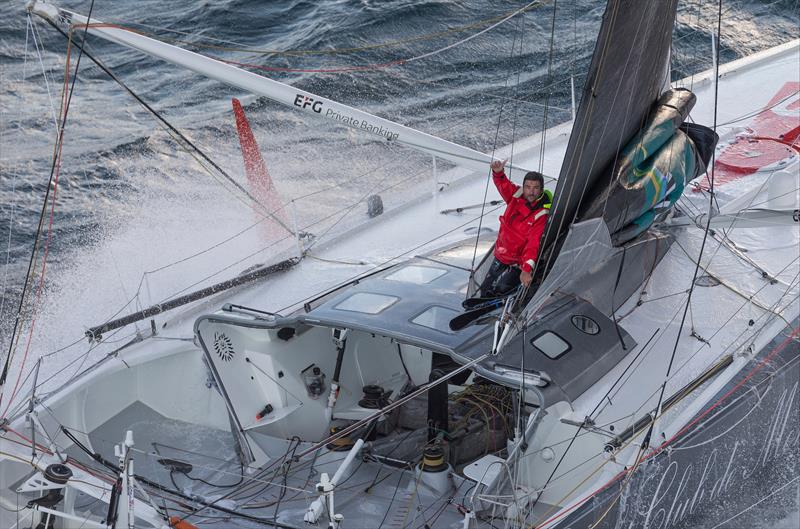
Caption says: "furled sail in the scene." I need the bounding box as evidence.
[580,88,718,245]
[537,0,683,264]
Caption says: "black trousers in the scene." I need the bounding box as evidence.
[478,258,521,297]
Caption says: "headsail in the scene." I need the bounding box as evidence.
[538,0,680,263]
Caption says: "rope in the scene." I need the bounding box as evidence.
[83,2,544,76]
[111,4,545,58]
[528,322,799,529]
[466,2,537,296]
[537,0,559,174]
[0,19,30,338]
[30,17,62,131]
[9,97,484,374]
[647,0,725,452]
[1,1,97,417]
[46,23,295,236]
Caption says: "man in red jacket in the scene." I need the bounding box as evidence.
[478,159,551,297]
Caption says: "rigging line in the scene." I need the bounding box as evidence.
[138,450,303,497]
[96,103,480,314]
[537,0,559,174]
[647,0,725,456]
[290,105,489,200]
[645,325,800,467]
[44,21,294,236]
[584,442,649,529]
[113,3,545,58]
[673,237,798,321]
[511,8,534,488]
[279,204,510,316]
[528,315,779,528]
[247,358,304,407]
[55,428,288,527]
[47,139,439,341]
[717,89,799,127]
[601,305,695,426]
[109,1,547,76]
[589,328,661,420]
[388,68,574,112]
[302,159,420,254]
[155,165,432,304]
[30,17,61,132]
[698,137,800,275]
[377,470,406,529]
[524,419,646,528]
[7,326,136,419]
[522,328,661,517]
[515,316,528,490]
[118,128,422,294]
[508,12,524,174]
[618,290,800,453]
[466,3,532,295]
[295,352,493,460]
[604,265,800,428]
[0,20,30,328]
[0,1,97,414]
[741,186,800,211]
[177,445,302,524]
[533,0,627,279]
[395,0,545,67]
[615,239,663,321]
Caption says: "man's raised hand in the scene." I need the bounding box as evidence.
[490,159,507,174]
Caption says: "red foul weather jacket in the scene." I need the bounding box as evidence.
[492,170,550,273]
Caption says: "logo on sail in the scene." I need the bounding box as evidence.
[213,332,235,362]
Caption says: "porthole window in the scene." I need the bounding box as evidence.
[571,315,600,335]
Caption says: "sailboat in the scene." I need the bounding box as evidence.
[1,1,797,528]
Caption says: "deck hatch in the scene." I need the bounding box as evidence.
[531,331,571,359]
[385,265,447,284]
[334,292,398,314]
[411,305,460,333]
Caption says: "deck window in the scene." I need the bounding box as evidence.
[335,293,398,314]
[531,331,571,359]
[411,305,459,333]
[385,265,447,284]
[433,240,493,267]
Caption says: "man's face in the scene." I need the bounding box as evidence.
[523,179,543,203]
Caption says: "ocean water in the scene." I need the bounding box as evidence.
[1,0,796,344]
[0,0,798,524]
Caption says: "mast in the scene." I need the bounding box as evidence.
[29,1,532,177]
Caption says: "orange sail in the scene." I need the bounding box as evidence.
[232,98,291,237]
